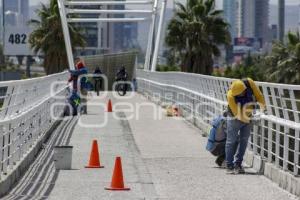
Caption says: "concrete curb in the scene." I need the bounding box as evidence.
[264,162,300,196]
[244,151,265,174]
[0,120,62,197]
[244,150,300,197]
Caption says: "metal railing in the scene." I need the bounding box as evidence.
[136,70,300,175]
[0,72,69,176]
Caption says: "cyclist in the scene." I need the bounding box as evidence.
[115,66,128,81]
[115,66,128,96]
[93,67,103,96]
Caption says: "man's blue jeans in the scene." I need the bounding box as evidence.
[225,119,251,167]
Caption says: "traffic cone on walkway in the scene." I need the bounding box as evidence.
[85,140,104,168]
[105,157,130,191]
[107,99,113,112]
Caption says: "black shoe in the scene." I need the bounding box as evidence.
[226,166,234,174]
[234,165,245,174]
[215,156,225,167]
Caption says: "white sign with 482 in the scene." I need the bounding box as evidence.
[4,26,35,56]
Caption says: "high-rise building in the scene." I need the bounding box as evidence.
[3,0,29,26]
[123,22,138,49]
[75,4,113,56]
[75,0,138,56]
[20,0,29,24]
[255,0,269,43]
[4,0,18,12]
[299,3,300,33]
[113,4,126,52]
[4,0,18,26]
[112,2,139,52]
[271,24,278,40]
[278,0,285,41]
[223,0,237,39]
[237,0,255,38]
[236,0,269,45]
[0,5,2,44]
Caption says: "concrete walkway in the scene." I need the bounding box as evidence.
[2,92,298,200]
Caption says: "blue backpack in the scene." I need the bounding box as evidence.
[69,91,80,110]
[206,116,227,156]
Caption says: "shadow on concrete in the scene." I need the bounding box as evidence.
[2,117,78,200]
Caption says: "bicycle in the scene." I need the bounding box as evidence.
[115,79,127,96]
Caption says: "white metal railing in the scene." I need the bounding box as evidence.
[0,72,69,176]
[136,70,300,176]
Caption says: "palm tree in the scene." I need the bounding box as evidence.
[165,0,231,75]
[29,0,86,74]
[266,32,300,84]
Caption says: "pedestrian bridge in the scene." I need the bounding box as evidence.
[0,69,299,199]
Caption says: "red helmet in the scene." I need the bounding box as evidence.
[76,61,84,69]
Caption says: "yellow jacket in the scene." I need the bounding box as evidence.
[227,78,266,123]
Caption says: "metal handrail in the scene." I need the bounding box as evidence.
[0,72,69,177]
[136,70,300,175]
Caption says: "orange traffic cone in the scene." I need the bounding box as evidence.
[85,140,104,168]
[105,157,130,191]
[107,99,113,112]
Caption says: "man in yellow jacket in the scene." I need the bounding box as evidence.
[226,78,266,174]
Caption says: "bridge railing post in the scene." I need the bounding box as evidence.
[288,89,300,176]
[252,124,258,155]
[294,129,299,175]
[267,121,272,163]
[283,126,289,171]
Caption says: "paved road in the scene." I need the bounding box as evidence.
[2,92,298,200]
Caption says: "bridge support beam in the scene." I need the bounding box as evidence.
[57,0,75,70]
[144,0,158,70]
[151,0,167,72]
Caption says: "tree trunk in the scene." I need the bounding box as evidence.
[205,56,214,75]
[192,55,204,74]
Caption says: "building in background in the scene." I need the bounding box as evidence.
[74,4,112,56]
[3,0,29,26]
[113,4,125,52]
[298,2,300,33]
[0,5,2,44]
[236,0,269,43]
[75,1,139,56]
[20,0,29,25]
[4,0,19,26]
[270,24,278,40]
[113,5,139,53]
[223,0,237,40]
[255,0,269,44]
[234,0,269,61]
[122,20,138,49]
[278,0,285,41]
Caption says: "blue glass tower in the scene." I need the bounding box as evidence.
[223,0,237,40]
